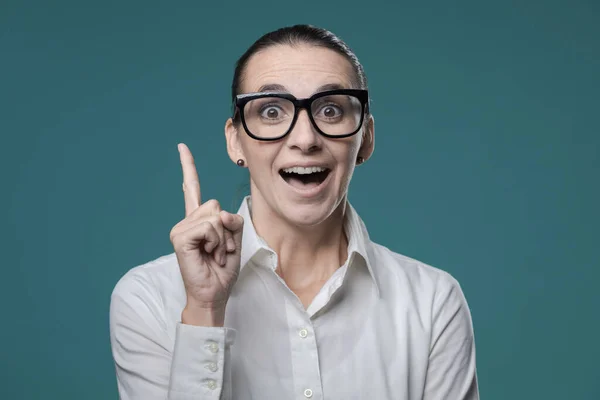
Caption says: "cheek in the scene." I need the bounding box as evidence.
[242,140,279,174]
[333,138,361,166]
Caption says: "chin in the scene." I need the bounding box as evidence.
[278,195,342,227]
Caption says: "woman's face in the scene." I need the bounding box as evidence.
[225,44,374,227]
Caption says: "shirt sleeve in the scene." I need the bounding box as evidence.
[424,274,479,400]
[109,272,236,400]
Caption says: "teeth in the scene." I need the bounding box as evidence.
[282,166,326,174]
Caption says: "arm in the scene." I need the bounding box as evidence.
[109,143,244,399]
[109,274,236,400]
[423,274,479,399]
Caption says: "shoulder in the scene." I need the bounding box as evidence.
[346,203,461,298]
[367,241,466,307]
[366,241,475,339]
[371,241,459,286]
[110,253,186,319]
[112,253,181,296]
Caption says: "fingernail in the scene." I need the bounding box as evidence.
[220,253,226,266]
[227,238,235,252]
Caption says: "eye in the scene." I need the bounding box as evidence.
[316,104,343,120]
[259,104,286,120]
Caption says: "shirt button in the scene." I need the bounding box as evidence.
[206,380,217,390]
[299,328,308,338]
[205,362,218,372]
[304,388,313,398]
[208,342,219,353]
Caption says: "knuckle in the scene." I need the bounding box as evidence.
[192,199,222,219]
[170,232,182,248]
[200,220,216,235]
[204,199,221,213]
[170,220,187,240]
[169,226,179,243]
[197,220,209,230]
[182,182,197,195]
[210,220,225,239]
[185,179,199,189]
[202,214,222,230]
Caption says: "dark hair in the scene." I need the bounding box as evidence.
[231,24,370,120]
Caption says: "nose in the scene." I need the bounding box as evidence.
[286,109,321,153]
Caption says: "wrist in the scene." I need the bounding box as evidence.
[181,301,226,327]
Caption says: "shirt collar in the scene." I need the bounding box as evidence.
[236,196,381,297]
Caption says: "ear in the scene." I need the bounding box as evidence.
[358,115,375,162]
[225,118,245,165]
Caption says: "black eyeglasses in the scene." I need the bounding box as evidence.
[233,89,369,141]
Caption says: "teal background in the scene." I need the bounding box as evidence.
[1,0,598,398]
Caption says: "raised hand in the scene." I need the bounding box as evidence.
[169,143,244,326]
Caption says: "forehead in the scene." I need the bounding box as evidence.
[240,44,356,97]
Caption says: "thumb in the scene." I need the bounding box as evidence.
[219,211,244,248]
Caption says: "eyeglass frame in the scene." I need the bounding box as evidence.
[232,88,369,141]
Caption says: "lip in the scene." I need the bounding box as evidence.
[279,168,333,198]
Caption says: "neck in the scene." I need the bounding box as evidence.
[249,193,349,291]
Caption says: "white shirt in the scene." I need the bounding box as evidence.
[110,196,479,400]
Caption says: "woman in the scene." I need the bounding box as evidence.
[110,25,479,400]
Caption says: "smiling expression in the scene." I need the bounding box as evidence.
[225,44,374,227]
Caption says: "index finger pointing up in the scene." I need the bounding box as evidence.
[178,143,201,216]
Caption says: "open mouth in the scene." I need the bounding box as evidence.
[279,167,331,190]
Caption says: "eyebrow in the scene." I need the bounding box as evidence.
[256,82,348,95]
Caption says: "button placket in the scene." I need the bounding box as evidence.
[285,295,323,400]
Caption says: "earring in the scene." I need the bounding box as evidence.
[237,159,245,167]
[356,156,364,165]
